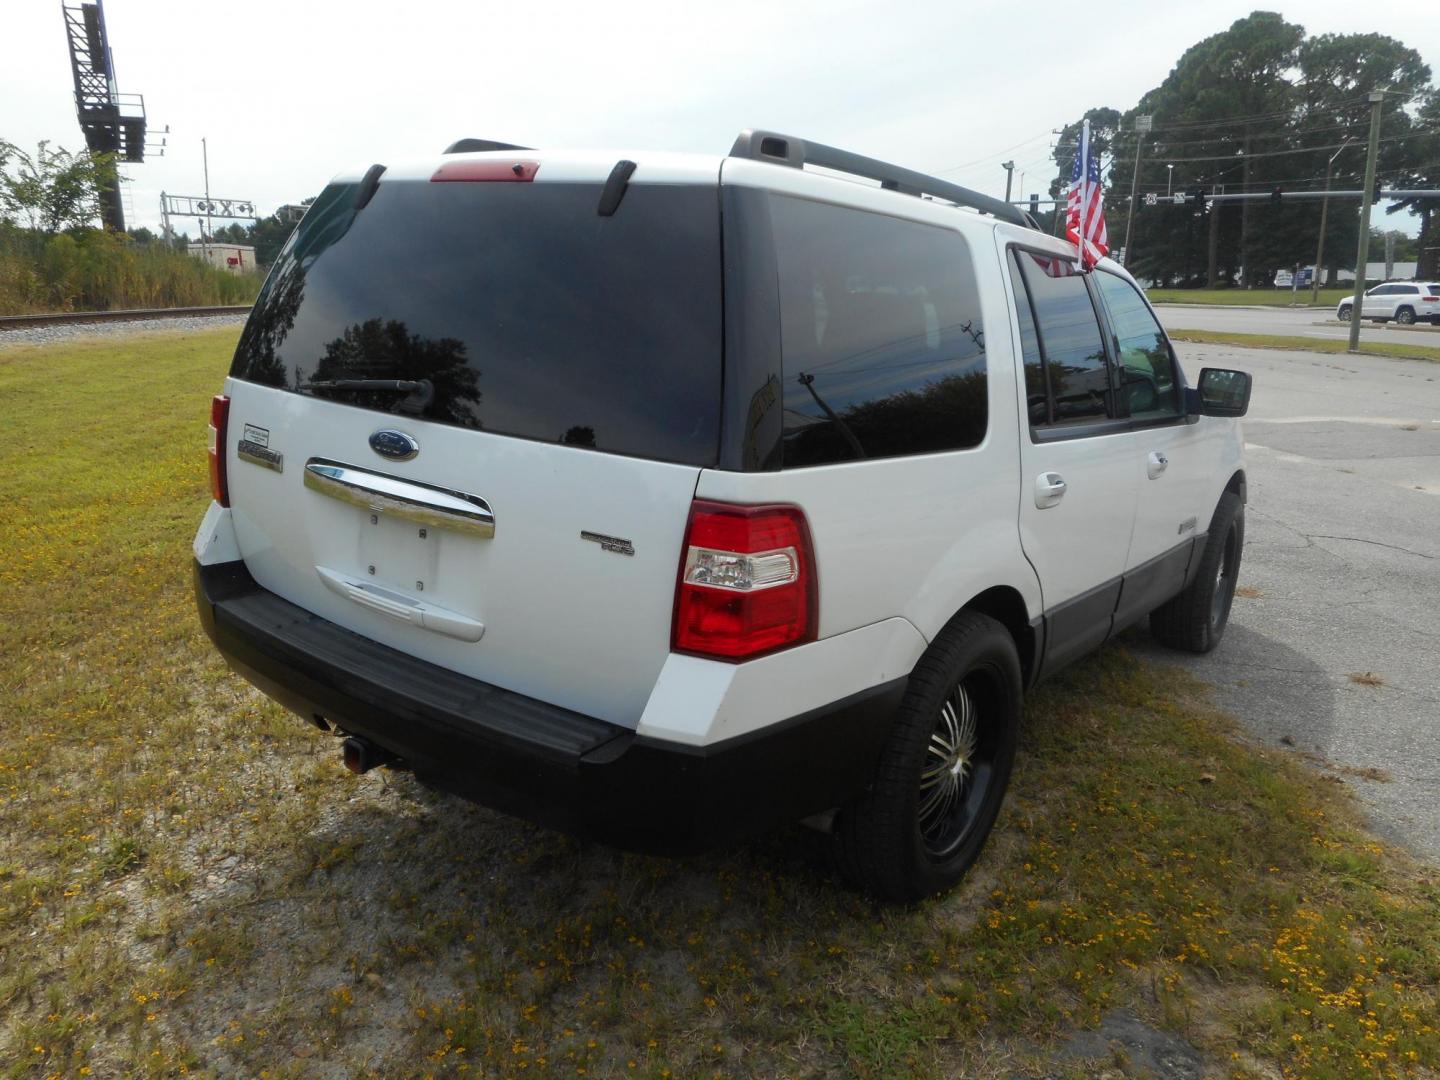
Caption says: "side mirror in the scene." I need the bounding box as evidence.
[1185,368,1252,418]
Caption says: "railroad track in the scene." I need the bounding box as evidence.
[0,304,252,331]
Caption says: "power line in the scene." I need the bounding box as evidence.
[936,129,1059,176]
[1100,128,1440,165]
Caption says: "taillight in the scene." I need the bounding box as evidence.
[208,394,230,507]
[672,501,817,661]
[1425,295,1439,302]
[430,159,539,182]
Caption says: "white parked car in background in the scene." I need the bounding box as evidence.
[193,130,1254,900]
[1337,282,1440,324]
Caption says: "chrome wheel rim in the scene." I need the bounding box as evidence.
[918,676,994,858]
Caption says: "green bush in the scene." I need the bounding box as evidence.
[0,224,259,314]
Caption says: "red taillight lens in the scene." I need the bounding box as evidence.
[208,394,230,507]
[1425,295,1439,302]
[672,501,817,661]
[430,159,539,182]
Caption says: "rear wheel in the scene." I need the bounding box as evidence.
[1150,492,1244,653]
[1396,306,1416,325]
[834,612,1021,902]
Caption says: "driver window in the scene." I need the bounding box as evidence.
[1094,272,1182,420]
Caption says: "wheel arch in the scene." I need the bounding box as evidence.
[945,585,1038,688]
[1225,468,1247,505]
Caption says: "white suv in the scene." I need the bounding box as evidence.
[194,131,1253,900]
[1338,281,1440,324]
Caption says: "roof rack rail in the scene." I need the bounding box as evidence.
[728,129,1033,229]
[443,138,534,154]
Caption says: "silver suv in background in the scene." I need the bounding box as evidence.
[1337,282,1440,324]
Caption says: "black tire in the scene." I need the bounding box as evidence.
[1150,491,1244,653]
[834,612,1021,902]
[1337,305,1352,322]
[1396,306,1416,325]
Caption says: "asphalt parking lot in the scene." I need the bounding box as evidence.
[1155,301,1440,346]
[1133,336,1440,862]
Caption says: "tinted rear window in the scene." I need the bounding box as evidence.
[768,194,987,467]
[231,178,722,466]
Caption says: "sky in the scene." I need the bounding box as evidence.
[4,0,1438,236]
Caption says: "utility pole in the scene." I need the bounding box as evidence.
[1239,136,1252,287]
[202,136,212,263]
[1312,138,1355,304]
[1002,160,1015,203]
[1384,230,1396,279]
[1122,115,1151,267]
[1348,89,1386,353]
[1207,183,1222,287]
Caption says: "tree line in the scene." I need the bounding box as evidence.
[1037,12,1438,288]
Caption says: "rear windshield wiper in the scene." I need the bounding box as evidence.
[299,378,434,415]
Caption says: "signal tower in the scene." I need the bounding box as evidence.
[61,1,162,231]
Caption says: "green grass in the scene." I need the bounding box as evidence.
[1148,287,1357,307]
[2,329,1438,1077]
[1167,328,1440,362]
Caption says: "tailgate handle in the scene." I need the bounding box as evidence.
[303,458,495,539]
[316,567,485,642]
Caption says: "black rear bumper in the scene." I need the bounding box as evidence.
[194,560,906,854]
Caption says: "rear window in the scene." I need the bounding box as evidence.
[768,194,987,467]
[231,177,722,466]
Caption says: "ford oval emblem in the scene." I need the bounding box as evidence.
[369,429,419,462]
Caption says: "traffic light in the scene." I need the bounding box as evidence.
[1270,186,1283,205]
[1186,188,1206,207]
[1373,179,1384,204]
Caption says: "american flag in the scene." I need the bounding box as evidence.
[1065,120,1109,271]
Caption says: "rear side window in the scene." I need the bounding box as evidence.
[769,195,987,467]
[232,179,722,466]
[1009,250,1113,428]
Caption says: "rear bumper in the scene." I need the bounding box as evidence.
[194,559,906,854]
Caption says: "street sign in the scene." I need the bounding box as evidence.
[1172,194,1187,205]
[1135,115,1153,133]
[1144,193,1158,206]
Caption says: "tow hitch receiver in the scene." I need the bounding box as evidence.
[341,736,398,775]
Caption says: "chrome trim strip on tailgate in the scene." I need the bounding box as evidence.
[303,458,496,538]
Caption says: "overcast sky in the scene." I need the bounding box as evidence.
[5,0,1437,235]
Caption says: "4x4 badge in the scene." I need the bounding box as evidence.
[369,429,419,462]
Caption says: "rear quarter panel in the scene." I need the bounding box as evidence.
[695,192,1040,644]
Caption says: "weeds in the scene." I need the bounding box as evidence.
[0,223,258,314]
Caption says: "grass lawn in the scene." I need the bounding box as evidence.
[1148,288,1358,308]
[1167,328,1440,363]
[1,328,1438,1078]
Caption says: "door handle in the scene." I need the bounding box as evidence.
[1034,472,1067,509]
[1147,450,1169,479]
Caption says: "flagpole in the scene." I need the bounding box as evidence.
[1074,119,1090,271]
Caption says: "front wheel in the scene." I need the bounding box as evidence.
[1150,492,1244,653]
[834,612,1021,902]
[1337,305,1352,322]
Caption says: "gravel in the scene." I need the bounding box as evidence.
[0,313,248,349]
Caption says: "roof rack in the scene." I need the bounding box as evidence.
[728,129,1034,229]
[443,138,533,154]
